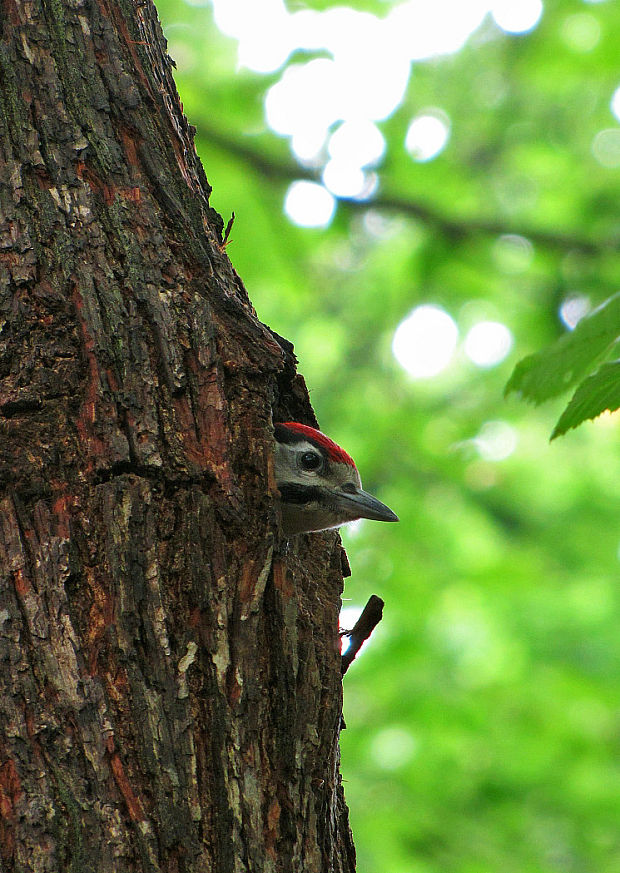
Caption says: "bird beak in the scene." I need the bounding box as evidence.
[339,488,399,523]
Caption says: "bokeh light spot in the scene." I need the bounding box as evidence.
[213,0,291,71]
[561,13,601,52]
[612,87,620,124]
[387,0,489,60]
[464,321,513,368]
[475,421,518,461]
[284,181,335,227]
[560,294,591,330]
[492,234,534,273]
[393,305,458,378]
[491,0,543,34]
[405,112,450,162]
[291,127,328,164]
[328,120,386,168]
[322,160,367,198]
[340,605,363,640]
[265,59,339,137]
[592,129,620,167]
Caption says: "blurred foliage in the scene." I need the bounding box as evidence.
[157,1,620,871]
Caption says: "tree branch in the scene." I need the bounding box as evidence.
[198,123,606,256]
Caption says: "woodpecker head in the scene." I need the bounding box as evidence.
[274,422,399,535]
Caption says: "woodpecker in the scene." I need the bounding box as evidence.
[274,422,399,534]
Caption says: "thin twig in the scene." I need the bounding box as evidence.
[341,595,384,675]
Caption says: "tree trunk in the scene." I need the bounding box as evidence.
[0,1,355,870]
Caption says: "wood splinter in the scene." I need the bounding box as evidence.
[222,211,235,248]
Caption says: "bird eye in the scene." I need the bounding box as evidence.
[300,451,322,471]
[341,482,357,494]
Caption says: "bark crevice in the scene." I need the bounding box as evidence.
[0,0,356,869]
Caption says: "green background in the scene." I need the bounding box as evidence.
[156,1,620,869]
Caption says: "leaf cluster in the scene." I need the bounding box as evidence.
[507,293,620,438]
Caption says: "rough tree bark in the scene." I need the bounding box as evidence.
[0,1,356,870]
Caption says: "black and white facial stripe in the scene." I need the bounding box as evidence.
[274,422,398,534]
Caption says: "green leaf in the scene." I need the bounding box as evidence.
[505,292,620,404]
[551,359,620,439]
